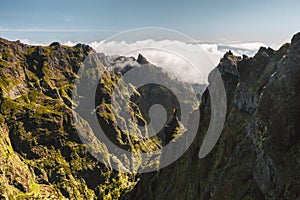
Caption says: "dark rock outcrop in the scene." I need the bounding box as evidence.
[137,54,149,65]
[125,33,300,200]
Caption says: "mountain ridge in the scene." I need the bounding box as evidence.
[0,36,195,199]
[0,33,299,199]
[124,33,300,200]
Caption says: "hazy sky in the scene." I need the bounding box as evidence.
[1,0,299,45]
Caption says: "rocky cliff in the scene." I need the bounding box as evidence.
[0,37,195,199]
[125,34,300,199]
[0,32,299,200]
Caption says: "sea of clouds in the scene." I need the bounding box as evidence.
[21,39,266,83]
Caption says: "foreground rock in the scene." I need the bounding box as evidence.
[125,33,300,199]
[0,38,196,199]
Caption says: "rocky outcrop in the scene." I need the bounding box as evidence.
[125,33,300,199]
[0,38,135,198]
[136,54,149,65]
[0,37,196,199]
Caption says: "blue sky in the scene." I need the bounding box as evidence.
[0,0,300,44]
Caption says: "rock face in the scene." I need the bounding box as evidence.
[125,34,300,199]
[136,54,149,65]
[0,37,196,199]
[0,38,111,199]
[0,32,299,199]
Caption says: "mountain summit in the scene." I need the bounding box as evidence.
[136,53,149,65]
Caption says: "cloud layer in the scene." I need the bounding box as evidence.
[22,39,266,83]
[88,40,266,83]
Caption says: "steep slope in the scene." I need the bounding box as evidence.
[125,34,300,199]
[0,38,120,199]
[0,38,197,199]
[1,33,299,199]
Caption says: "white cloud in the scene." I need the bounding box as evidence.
[19,39,45,46]
[85,40,265,83]
[20,39,266,84]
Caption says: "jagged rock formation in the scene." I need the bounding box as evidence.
[136,54,149,65]
[0,38,116,199]
[1,32,299,199]
[0,38,196,199]
[125,33,300,199]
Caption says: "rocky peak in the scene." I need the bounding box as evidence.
[291,32,300,44]
[49,42,62,49]
[208,51,239,91]
[254,47,274,64]
[74,43,95,54]
[136,53,149,65]
[242,54,249,60]
[214,51,239,77]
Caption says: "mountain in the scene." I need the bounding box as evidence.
[0,37,197,199]
[124,34,300,199]
[0,32,299,199]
